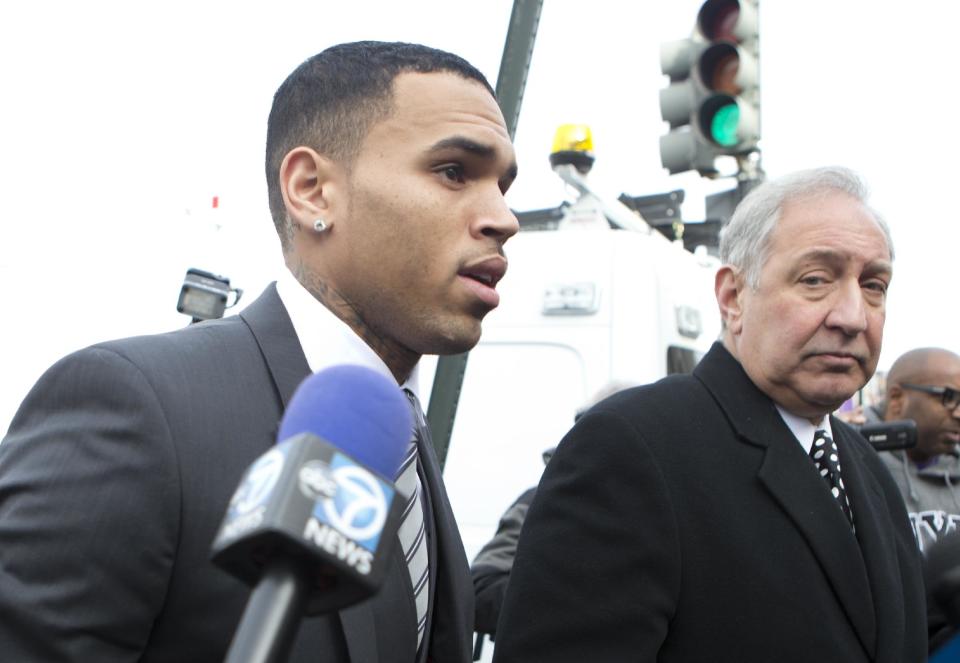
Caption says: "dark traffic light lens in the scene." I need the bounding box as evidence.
[699,0,742,43]
[699,44,741,94]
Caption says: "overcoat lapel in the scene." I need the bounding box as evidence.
[831,421,907,662]
[695,344,877,657]
[754,427,877,657]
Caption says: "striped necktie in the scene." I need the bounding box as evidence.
[810,429,854,530]
[398,389,430,651]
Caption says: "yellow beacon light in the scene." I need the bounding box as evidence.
[552,124,593,153]
[549,124,596,174]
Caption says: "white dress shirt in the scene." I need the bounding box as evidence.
[776,405,833,453]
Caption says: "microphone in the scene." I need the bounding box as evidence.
[211,364,412,663]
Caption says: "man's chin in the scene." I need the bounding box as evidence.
[789,388,857,421]
[809,376,865,407]
[938,436,960,456]
[423,321,482,356]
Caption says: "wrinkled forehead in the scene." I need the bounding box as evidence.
[771,195,891,262]
[777,191,892,258]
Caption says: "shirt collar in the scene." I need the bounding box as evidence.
[275,268,421,400]
[775,405,832,454]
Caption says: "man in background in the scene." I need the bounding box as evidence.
[0,41,518,662]
[878,347,960,553]
[471,450,548,637]
[494,167,926,662]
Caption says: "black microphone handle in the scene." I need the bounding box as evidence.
[225,556,310,663]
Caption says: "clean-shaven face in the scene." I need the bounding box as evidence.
[728,191,892,420]
[330,71,519,357]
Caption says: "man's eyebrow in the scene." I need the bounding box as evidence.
[863,260,894,278]
[426,136,496,157]
[427,135,519,184]
[796,248,893,275]
[795,248,845,268]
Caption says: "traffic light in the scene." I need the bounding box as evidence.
[659,0,760,176]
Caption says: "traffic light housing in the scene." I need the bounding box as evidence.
[659,0,760,176]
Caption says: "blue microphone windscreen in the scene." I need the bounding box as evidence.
[277,365,413,478]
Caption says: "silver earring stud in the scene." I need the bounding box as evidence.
[313,218,328,233]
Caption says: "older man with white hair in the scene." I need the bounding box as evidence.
[493,167,926,663]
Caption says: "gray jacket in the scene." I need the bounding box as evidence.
[879,448,960,553]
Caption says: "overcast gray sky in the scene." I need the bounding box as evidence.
[2,1,956,429]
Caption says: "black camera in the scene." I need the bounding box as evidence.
[853,419,917,452]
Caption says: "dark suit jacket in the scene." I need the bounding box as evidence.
[493,343,926,662]
[0,284,473,663]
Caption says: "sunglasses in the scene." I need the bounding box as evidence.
[900,383,960,410]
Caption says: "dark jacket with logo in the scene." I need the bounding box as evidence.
[880,449,960,553]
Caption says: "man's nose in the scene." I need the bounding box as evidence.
[825,280,869,336]
[474,187,519,243]
[949,400,960,419]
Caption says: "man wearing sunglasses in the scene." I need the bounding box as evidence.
[879,347,960,553]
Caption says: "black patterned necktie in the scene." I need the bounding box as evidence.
[398,389,430,651]
[810,429,854,530]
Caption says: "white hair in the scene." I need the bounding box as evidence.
[719,166,894,289]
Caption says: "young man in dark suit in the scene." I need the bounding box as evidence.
[493,167,926,662]
[0,41,518,663]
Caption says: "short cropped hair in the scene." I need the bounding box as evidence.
[719,166,894,289]
[265,41,495,248]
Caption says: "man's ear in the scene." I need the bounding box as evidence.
[279,146,343,233]
[715,266,745,335]
[885,385,905,419]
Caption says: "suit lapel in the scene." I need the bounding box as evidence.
[695,344,877,657]
[415,431,439,663]
[241,283,387,662]
[238,283,311,409]
[339,603,380,662]
[239,284,471,661]
[415,422,472,663]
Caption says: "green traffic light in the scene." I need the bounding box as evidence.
[710,103,740,147]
